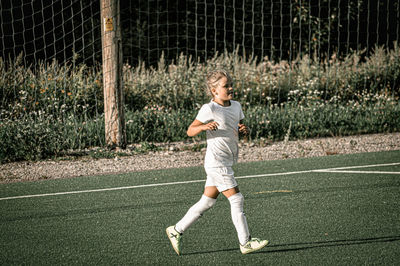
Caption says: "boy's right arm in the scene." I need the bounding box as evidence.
[187,119,219,137]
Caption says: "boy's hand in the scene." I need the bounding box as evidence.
[204,121,219,131]
[187,119,219,137]
[238,123,249,136]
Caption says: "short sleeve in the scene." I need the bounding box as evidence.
[196,104,214,124]
[238,102,245,120]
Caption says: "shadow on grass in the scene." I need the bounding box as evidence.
[261,235,400,254]
[183,248,238,256]
[183,236,400,255]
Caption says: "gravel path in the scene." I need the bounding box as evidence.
[1,132,399,183]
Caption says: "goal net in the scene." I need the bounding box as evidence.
[122,0,400,66]
[1,0,399,66]
[0,0,101,66]
[0,0,399,161]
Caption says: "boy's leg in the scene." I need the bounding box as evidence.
[166,186,218,255]
[223,187,269,254]
[174,187,218,233]
[223,188,251,246]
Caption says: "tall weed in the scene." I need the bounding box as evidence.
[1,44,400,162]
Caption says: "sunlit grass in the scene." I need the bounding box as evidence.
[1,44,399,162]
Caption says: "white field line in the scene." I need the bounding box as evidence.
[314,170,400,175]
[0,179,205,201]
[318,162,400,170]
[1,162,399,201]
[314,162,400,175]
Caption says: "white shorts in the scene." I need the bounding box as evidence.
[205,166,238,192]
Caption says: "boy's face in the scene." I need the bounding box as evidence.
[213,77,233,102]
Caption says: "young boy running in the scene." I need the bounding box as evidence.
[166,69,268,255]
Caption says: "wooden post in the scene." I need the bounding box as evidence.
[100,0,126,149]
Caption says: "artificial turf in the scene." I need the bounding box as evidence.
[1,150,399,265]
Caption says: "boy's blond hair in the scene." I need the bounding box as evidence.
[205,69,232,97]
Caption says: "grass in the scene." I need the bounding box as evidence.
[1,45,400,162]
[1,101,399,163]
[1,150,399,265]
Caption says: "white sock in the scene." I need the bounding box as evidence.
[175,195,216,233]
[228,192,250,246]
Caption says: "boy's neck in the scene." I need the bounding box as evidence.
[213,98,231,107]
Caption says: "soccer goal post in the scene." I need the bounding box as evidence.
[100,0,126,149]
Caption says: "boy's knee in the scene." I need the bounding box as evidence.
[201,195,217,210]
[194,195,216,214]
[228,192,244,207]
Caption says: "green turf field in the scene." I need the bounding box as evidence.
[1,150,400,265]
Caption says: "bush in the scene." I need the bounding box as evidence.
[246,102,400,141]
[1,101,399,163]
[0,112,104,162]
[1,45,400,162]
[123,45,400,110]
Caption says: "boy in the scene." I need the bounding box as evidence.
[166,69,268,255]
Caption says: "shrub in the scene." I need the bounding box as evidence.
[1,44,400,162]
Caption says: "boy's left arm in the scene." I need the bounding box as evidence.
[238,120,250,136]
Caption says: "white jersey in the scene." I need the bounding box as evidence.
[196,100,245,168]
